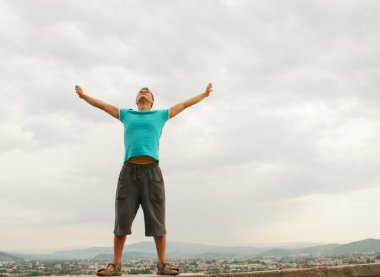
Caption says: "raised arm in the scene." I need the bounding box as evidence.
[169,83,213,119]
[75,84,119,120]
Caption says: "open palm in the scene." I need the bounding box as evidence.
[204,83,213,97]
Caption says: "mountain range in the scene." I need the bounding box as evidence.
[2,238,380,261]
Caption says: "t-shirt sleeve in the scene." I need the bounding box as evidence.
[162,109,170,122]
[119,108,127,122]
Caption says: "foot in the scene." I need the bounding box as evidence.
[157,262,180,275]
[97,263,114,276]
[164,263,179,274]
[96,262,121,276]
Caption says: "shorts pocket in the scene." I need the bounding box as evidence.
[116,178,128,200]
[149,178,165,201]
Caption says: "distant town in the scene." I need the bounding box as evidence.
[2,238,380,276]
[1,253,380,276]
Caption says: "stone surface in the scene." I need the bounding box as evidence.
[83,263,380,277]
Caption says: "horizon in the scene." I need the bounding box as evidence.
[3,237,377,255]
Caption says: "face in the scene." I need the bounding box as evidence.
[136,89,154,107]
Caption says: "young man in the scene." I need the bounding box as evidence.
[74,83,213,276]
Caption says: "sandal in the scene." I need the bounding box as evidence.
[96,262,122,276]
[156,262,180,275]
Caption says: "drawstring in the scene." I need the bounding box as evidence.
[130,165,141,180]
[127,161,158,180]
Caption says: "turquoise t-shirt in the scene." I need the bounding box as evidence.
[119,108,170,162]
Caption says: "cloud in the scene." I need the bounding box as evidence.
[1,0,380,251]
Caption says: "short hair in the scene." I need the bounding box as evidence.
[136,87,154,108]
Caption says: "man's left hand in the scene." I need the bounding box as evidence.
[204,83,213,97]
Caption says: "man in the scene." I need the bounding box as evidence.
[74,83,213,276]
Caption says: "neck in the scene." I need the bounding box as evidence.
[138,103,151,111]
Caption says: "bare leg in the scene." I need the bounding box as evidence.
[154,234,179,274]
[154,234,166,263]
[114,234,127,264]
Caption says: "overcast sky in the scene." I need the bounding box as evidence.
[1,0,380,254]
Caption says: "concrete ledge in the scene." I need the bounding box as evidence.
[73,264,380,277]
[120,263,380,277]
[179,263,380,277]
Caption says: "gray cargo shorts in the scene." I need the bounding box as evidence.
[113,160,166,237]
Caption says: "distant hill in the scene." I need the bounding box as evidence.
[95,251,156,260]
[2,238,380,260]
[333,238,380,255]
[260,248,295,256]
[293,243,340,256]
[0,251,22,261]
[52,247,113,259]
[260,239,380,257]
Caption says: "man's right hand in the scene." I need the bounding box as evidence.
[75,84,85,99]
[74,84,120,119]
